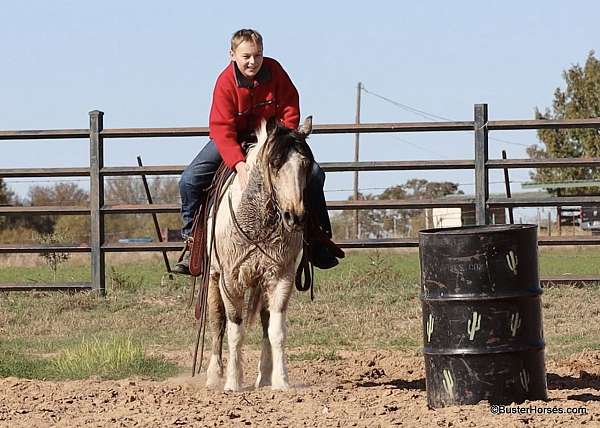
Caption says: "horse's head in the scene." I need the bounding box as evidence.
[257,116,314,232]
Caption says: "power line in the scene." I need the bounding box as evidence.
[361,86,530,148]
[362,86,453,122]
[488,135,530,148]
[391,135,451,160]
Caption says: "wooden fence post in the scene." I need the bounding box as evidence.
[89,110,106,295]
[474,104,489,225]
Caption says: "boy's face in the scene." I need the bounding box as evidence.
[230,40,264,80]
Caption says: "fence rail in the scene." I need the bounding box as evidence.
[2,117,600,141]
[5,156,600,178]
[2,105,600,293]
[5,234,600,256]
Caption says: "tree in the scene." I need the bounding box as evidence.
[37,231,71,282]
[330,192,381,239]
[0,178,13,206]
[0,178,16,230]
[401,179,461,199]
[27,182,89,234]
[104,176,181,241]
[527,51,600,195]
[149,176,182,232]
[330,179,462,239]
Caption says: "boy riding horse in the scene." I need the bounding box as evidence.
[175,29,340,274]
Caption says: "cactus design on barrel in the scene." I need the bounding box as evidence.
[467,311,481,341]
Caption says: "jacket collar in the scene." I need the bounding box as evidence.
[232,61,271,89]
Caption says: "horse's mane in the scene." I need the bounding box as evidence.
[247,120,314,170]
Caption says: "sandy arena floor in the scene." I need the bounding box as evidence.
[0,350,599,427]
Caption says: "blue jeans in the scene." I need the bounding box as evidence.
[179,140,332,239]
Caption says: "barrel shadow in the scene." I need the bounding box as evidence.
[356,378,426,391]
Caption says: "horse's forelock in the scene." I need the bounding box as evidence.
[267,125,314,171]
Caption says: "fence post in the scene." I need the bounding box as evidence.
[474,104,489,225]
[353,81,362,239]
[89,110,106,295]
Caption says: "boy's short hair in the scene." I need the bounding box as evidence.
[231,29,263,51]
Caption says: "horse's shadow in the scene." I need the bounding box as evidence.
[356,378,426,391]
[566,393,600,402]
[547,371,600,391]
[547,371,600,402]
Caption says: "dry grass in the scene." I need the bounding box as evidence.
[1,249,600,380]
[541,282,600,358]
[0,251,176,268]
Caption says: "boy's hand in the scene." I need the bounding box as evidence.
[235,161,249,190]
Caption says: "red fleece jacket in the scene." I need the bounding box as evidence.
[209,57,300,169]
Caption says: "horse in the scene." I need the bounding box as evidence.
[204,116,314,391]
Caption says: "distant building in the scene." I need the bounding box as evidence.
[432,205,506,228]
[432,208,462,228]
[581,207,600,231]
[523,180,600,231]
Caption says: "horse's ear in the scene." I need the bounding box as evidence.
[298,116,312,136]
[266,116,278,136]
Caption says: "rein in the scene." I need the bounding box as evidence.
[191,162,234,377]
[227,193,281,264]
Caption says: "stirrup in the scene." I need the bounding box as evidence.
[177,237,193,262]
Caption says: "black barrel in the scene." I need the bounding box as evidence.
[419,224,547,408]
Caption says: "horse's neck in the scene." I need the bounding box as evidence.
[233,167,278,238]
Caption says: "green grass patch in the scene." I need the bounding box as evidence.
[0,349,50,379]
[289,349,341,362]
[0,336,178,380]
[386,335,420,350]
[51,336,178,380]
[539,247,600,277]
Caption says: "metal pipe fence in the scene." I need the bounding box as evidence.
[2,104,600,293]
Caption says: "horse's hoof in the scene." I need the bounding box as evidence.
[206,376,222,389]
[224,386,242,392]
[224,381,242,392]
[271,382,290,391]
[206,359,223,389]
[255,376,272,388]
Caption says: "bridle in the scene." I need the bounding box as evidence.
[227,135,312,264]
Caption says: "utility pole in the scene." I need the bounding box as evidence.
[353,82,362,239]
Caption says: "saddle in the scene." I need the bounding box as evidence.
[187,162,232,278]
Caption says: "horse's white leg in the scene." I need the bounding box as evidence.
[206,272,225,388]
[224,318,244,391]
[255,307,272,388]
[269,310,289,390]
[268,279,293,390]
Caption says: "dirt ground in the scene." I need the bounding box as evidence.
[0,349,598,427]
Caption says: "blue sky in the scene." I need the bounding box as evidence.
[1,1,599,208]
